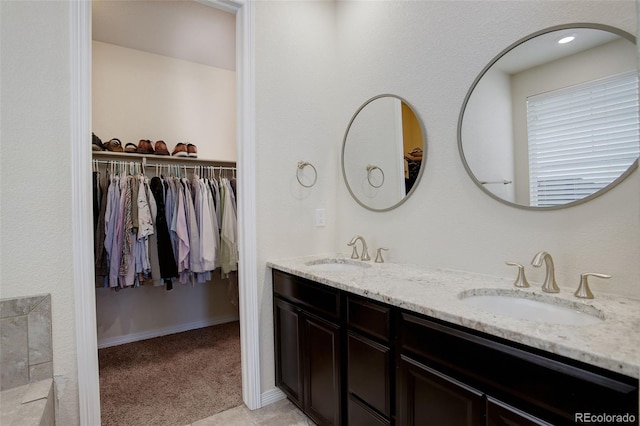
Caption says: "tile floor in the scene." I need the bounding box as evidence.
[189,398,314,426]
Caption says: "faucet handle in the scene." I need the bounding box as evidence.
[347,242,360,259]
[575,273,611,299]
[505,261,529,288]
[375,248,389,263]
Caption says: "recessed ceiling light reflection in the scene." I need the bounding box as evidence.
[558,35,576,44]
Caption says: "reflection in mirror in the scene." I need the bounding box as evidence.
[459,24,639,209]
[342,95,426,211]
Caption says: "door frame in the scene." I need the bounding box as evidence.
[70,1,260,424]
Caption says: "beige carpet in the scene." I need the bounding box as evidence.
[99,322,242,426]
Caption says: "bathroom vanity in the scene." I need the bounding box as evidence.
[269,256,640,426]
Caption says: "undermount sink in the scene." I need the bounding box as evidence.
[459,289,605,326]
[305,258,371,272]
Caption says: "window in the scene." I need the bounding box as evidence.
[527,71,640,207]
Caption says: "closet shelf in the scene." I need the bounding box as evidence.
[92,151,235,167]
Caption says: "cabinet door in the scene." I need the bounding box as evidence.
[348,332,391,417]
[304,313,342,426]
[487,397,553,426]
[274,298,303,407]
[349,395,390,426]
[397,355,484,426]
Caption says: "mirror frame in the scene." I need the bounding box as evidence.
[457,23,638,210]
[342,94,427,212]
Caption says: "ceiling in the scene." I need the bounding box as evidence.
[92,0,236,71]
[495,27,623,74]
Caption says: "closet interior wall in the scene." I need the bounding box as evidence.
[92,19,237,348]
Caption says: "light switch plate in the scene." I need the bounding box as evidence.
[315,208,326,227]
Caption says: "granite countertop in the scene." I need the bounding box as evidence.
[267,254,640,379]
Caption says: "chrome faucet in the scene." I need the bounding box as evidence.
[531,251,560,293]
[347,235,370,261]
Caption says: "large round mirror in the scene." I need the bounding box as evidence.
[342,95,426,211]
[459,24,639,209]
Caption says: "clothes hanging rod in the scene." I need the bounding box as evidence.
[92,159,235,168]
[92,151,235,167]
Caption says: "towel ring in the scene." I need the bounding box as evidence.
[297,161,317,188]
[366,164,384,188]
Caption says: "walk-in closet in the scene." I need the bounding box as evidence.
[91,2,241,424]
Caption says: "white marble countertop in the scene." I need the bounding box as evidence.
[267,254,640,379]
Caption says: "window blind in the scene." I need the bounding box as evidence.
[527,71,640,207]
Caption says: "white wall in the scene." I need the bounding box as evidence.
[254,0,339,393]
[461,69,515,202]
[0,2,79,424]
[95,280,238,347]
[333,0,639,296]
[254,0,639,397]
[92,41,236,161]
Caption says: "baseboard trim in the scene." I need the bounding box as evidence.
[97,315,240,349]
[260,387,287,407]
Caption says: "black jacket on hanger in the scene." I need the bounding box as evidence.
[150,176,178,286]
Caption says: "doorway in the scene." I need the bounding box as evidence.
[70,1,260,424]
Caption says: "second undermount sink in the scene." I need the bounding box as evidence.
[305,258,371,272]
[459,289,605,326]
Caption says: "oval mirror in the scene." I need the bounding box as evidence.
[459,24,639,209]
[342,95,426,211]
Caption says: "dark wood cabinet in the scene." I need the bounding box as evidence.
[347,332,391,416]
[304,313,342,425]
[274,298,303,406]
[346,295,393,424]
[273,270,342,425]
[397,355,484,426]
[398,312,639,426]
[348,394,390,426]
[486,397,553,426]
[272,270,639,426]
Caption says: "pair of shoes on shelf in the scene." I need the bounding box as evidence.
[137,139,155,155]
[103,138,123,152]
[125,141,155,154]
[95,137,155,155]
[92,133,105,151]
[123,140,165,155]
[154,140,171,156]
[172,142,198,158]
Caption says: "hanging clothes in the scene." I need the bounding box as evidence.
[94,168,109,279]
[144,176,163,287]
[93,161,237,291]
[220,177,238,278]
[150,176,178,288]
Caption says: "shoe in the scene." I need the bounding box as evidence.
[154,140,170,156]
[187,143,198,158]
[137,139,155,155]
[172,142,189,157]
[103,138,124,152]
[124,142,138,153]
[92,133,105,151]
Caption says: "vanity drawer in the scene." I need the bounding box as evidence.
[347,295,391,342]
[272,270,340,320]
